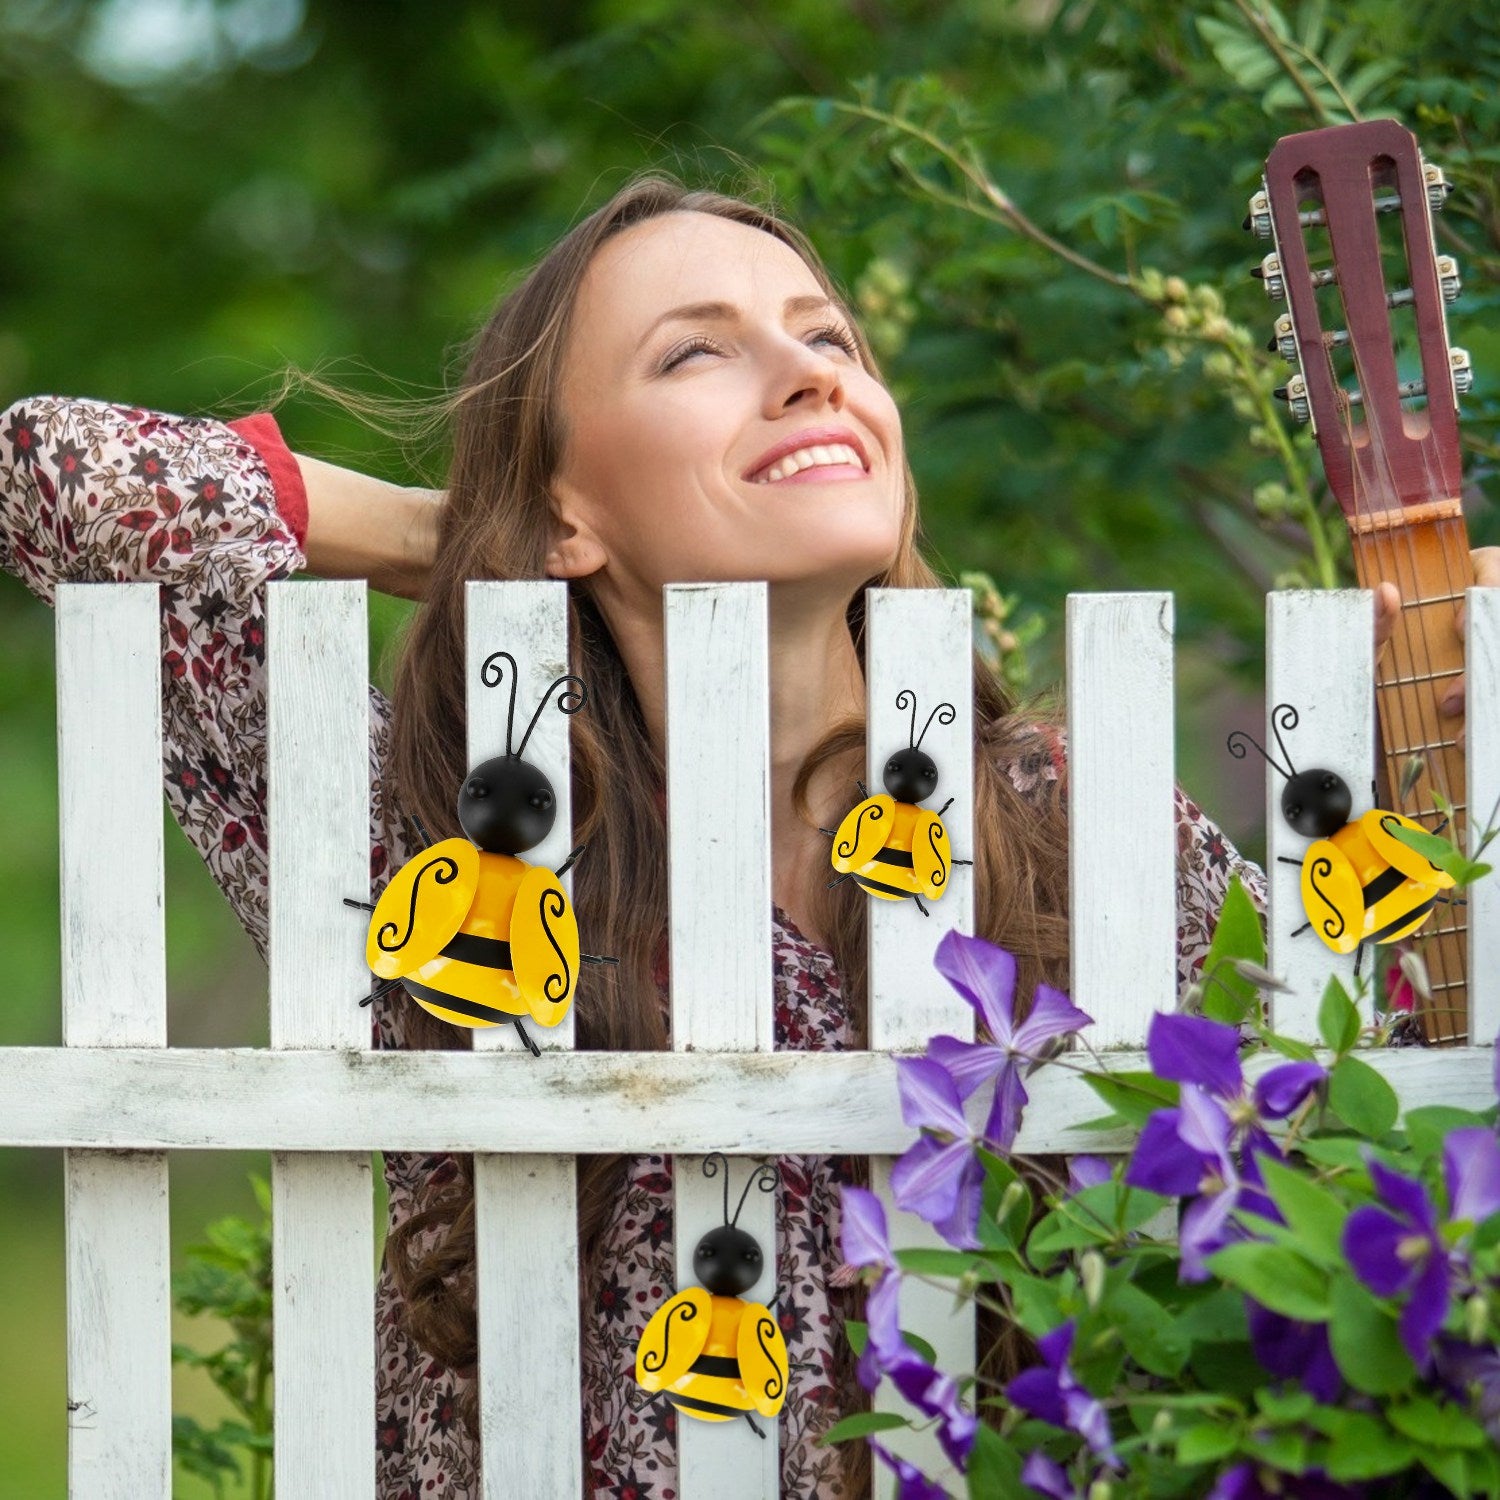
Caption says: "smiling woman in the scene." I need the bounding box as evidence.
[0,170,1274,1500]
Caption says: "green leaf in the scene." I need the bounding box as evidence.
[979,1147,1032,1249]
[894,1248,992,1278]
[1177,1422,1239,1464]
[1204,1243,1329,1321]
[1317,974,1361,1053]
[1107,1281,1191,1376]
[966,1424,1027,1499]
[1329,1054,1399,1137]
[845,1318,868,1356]
[1387,1396,1488,1450]
[1403,1105,1488,1160]
[1198,874,1267,1022]
[1328,1277,1417,1395]
[1081,1069,1180,1127]
[819,1410,910,1445]
[1253,1027,1318,1062]
[1256,1156,1348,1267]
[1320,1409,1416,1481]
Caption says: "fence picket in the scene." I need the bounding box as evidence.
[267,580,375,1499]
[58,583,171,1499]
[466,580,584,1498]
[1468,587,1500,1044]
[665,583,779,1499]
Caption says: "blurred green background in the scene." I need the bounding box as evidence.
[2,0,1497,1491]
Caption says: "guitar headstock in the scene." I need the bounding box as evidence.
[1250,120,1471,520]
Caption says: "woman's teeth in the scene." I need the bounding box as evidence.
[756,443,864,482]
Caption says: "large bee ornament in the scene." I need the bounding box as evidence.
[344,651,617,1055]
[823,689,973,914]
[1228,702,1457,979]
[634,1157,788,1437]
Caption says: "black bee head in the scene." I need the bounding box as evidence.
[1282,767,1351,839]
[882,746,939,804]
[456,754,557,853]
[693,1223,764,1297]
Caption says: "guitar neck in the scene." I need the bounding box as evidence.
[1349,503,1474,1042]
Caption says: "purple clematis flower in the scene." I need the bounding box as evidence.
[1245,1300,1341,1403]
[1020,1452,1080,1499]
[1004,1320,1118,1465]
[1434,1335,1500,1446]
[1208,1464,1360,1499]
[869,1440,953,1499]
[925,930,1093,1151]
[840,1186,910,1392]
[885,1356,979,1470]
[1066,1155,1113,1196]
[1344,1130,1500,1370]
[890,1056,986,1249]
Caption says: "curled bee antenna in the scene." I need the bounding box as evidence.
[916,700,956,752]
[514,672,588,761]
[702,1152,731,1223]
[1226,701,1301,781]
[480,651,521,756]
[731,1162,778,1227]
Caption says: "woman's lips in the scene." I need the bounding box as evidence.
[754,463,870,485]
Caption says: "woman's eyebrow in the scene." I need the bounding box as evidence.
[635,294,836,351]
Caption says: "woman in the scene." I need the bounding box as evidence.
[2,170,1487,1499]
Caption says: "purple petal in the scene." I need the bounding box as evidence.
[1062,1382,1118,1463]
[858,1271,905,1391]
[980,1061,1029,1153]
[869,1441,954,1500]
[1177,1084,1234,1165]
[1125,1109,1207,1197]
[1147,1011,1244,1099]
[1067,1155,1113,1195]
[1005,1365,1066,1427]
[930,1149,985,1251]
[1020,1452,1076,1500]
[1369,1157,1439,1235]
[927,1035,1007,1101]
[1445,1126,1500,1227]
[1343,1204,1415,1298]
[1246,1301,1341,1402]
[896,1055,971,1137]
[927,1371,979,1467]
[1253,1060,1326,1119]
[933,929,1017,1043]
[890,1136,973,1231]
[1180,1187,1238,1281]
[1397,1250,1451,1370]
[1011,981,1094,1057]
[1206,1467,1262,1500]
[840,1186,894,1271]
[1036,1319,1077,1371]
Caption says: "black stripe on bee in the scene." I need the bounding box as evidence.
[853,873,913,898]
[400,978,520,1024]
[689,1354,740,1379]
[667,1392,740,1419]
[872,847,914,869]
[1360,866,1406,907]
[1369,897,1437,945]
[439,931,514,968]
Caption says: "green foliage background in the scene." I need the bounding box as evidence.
[0,1,1496,1491]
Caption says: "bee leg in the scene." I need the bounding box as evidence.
[1432,816,1450,836]
[1353,943,1365,981]
[913,895,931,916]
[743,1413,766,1440]
[581,952,621,965]
[555,843,587,878]
[359,975,404,1009]
[952,858,974,866]
[818,827,838,838]
[343,897,375,912]
[1437,895,1467,906]
[857,780,870,800]
[512,1019,541,1058]
[1276,857,1304,867]
[826,872,853,889]
[1291,920,1311,937]
[937,797,954,816]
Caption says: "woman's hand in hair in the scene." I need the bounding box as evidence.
[294,450,444,601]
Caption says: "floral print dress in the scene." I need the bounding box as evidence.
[0,394,1270,1500]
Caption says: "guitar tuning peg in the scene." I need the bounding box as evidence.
[1271,313,1298,363]
[1422,160,1452,213]
[1451,348,1473,398]
[1250,252,1285,300]
[1437,255,1462,303]
[1244,188,1273,239]
[1272,373,1310,423]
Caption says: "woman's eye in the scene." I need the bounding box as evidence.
[661,324,859,372]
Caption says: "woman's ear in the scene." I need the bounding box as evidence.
[544,505,608,580]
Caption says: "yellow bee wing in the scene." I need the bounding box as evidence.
[1299,841,1363,955]
[366,839,480,980]
[831,795,896,874]
[509,864,581,1028]
[635,1286,711,1392]
[1361,809,1457,890]
[909,809,952,899]
[736,1302,789,1417]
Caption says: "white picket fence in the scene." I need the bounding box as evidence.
[0,580,1497,1500]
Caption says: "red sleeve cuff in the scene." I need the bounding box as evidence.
[225,411,309,549]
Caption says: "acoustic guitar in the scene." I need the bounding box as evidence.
[1251,119,1475,1043]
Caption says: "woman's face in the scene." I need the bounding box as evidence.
[547,211,905,610]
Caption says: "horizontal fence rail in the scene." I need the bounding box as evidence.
[1,580,1496,1500]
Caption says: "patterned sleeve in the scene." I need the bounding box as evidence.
[1005,722,1269,1002]
[0,395,409,988]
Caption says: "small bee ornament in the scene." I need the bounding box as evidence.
[634,1156,788,1438]
[824,689,973,914]
[1228,702,1456,979]
[345,650,617,1055]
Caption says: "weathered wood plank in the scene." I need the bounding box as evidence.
[57,584,172,1500]
[866,589,976,1493]
[666,584,779,1499]
[266,581,375,1500]
[1266,591,1371,1038]
[465,580,583,1499]
[1066,592,1177,1045]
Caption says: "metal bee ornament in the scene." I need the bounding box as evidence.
[1228,702,1457,978]
[634,1156,788,1437]
[823,689,973,914]
[344,650,617,1055]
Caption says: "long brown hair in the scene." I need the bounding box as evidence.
[276,169,1072,1481]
